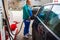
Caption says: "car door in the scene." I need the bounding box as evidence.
[37,4,60,40]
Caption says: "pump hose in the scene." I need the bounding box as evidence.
[2,0,14,40]
[16,21,23,35]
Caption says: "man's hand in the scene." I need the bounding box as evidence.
[28,16,31,21]
[29,15,36,20]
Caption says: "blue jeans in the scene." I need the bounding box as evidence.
[24,20,30,36]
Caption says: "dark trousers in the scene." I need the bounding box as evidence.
[24,20,30,35]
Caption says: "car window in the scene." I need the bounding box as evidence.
[51,5,60,37]
[37,5,53,21]
[37,5,60,38]
[52,5,60,19]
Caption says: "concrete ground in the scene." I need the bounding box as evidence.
[10,10,33,40]
[16,20,33,40]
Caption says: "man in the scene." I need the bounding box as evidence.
[23,0,32,38]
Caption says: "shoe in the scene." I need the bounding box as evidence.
[24,35,29,39]
[27,33,32,36]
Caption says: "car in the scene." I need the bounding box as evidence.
[32,3,60,40]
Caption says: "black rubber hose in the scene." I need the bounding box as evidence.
[2,0,14,40]
[16,21,23,35]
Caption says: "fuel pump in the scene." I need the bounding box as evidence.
[0,12,6,40]
[0,0,6,40]
[0,0,25,40]
[1,0,24,40]
[2,0,15,40]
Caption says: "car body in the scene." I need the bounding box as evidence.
[32,3,60,40]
